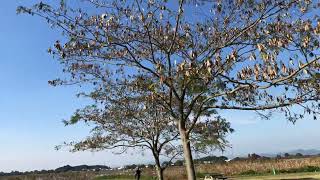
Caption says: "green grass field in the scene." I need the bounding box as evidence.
[1,171,320,180]
[94,172,320,180]
[94,174,156,180]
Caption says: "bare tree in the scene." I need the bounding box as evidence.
[18,0,319,179]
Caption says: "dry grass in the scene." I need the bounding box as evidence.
[198,157,320,175]
[163,156,320,179]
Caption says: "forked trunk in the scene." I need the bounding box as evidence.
[179,126,196,180]
[155,164,164,180]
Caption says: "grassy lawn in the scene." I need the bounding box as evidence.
[2,172,320,180]
[231,172,320,179]
[94,174,156,180]
[94,172,320,180]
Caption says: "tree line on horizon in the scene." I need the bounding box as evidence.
[0,165,110,177]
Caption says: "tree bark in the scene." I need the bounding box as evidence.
[179,126,196,180]
[153,151,164,180]
[155,164,164,180]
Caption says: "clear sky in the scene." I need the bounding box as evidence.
[0,0,320,173]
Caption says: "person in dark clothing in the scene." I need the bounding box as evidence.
[134,167,141,180]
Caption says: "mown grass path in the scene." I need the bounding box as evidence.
[231,172,320,179]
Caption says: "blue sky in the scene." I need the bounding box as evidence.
[0,0,319,173]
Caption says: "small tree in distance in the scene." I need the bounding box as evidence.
[18,0,319,179]
[284,153,291,158]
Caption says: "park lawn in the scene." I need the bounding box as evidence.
[95,172,320,180]
[94,174,156,180]
[231,172,320,179]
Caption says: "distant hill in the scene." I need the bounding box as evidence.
[287,149,320,156]
[260,149,320,157]
[195,156,228,163]
[55,165,110,173]
[0,165,111,177]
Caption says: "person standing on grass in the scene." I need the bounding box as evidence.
[134,167,141,180]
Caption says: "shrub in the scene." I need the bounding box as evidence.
[277,166,320,174]
[239,170,259,176]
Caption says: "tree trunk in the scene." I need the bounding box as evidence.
[153,151,164,180]
[155,164,164,180]
[179,126,196,180]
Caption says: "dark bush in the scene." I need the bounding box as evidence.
[239,170,259,175]
[275,166,320,174]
